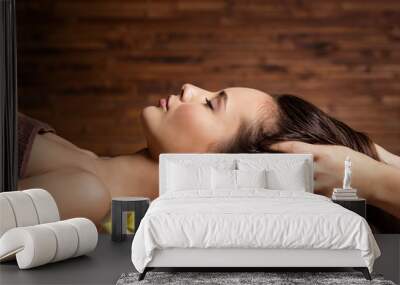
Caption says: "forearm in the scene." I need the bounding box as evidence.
[375,143,400,169]
[358,161,400,218]
[270,141,400,218]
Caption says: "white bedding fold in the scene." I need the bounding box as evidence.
[131,190,380,273]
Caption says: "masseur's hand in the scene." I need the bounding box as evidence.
[270,141,400,218]
[269,141,382,198]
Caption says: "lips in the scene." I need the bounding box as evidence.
[159,98,167,111]
[158,94,175,112]
[167,95,171,108]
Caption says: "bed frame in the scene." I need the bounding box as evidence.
[140,248,371,280]
[138,153,372,281]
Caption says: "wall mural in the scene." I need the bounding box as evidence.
[15,1,400,233]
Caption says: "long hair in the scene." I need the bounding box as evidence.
[215,94,379,160]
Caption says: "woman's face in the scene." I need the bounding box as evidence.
[140,83,277,159]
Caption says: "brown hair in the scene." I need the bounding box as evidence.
[214,94,379,160]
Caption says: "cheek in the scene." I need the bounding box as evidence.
[167,106,217,141]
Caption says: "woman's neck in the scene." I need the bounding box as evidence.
[94,147,159,200]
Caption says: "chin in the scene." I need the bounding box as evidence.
[140,106,157,127]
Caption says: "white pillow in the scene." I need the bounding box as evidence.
[211,168,268,190]
[236,169,268,189]
[211,168,237,190]
[166,158,236,170]
[266,161,308,191]
[167,162,212,191]
[237,159,309,192]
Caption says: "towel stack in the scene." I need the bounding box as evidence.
[332,188,359,200]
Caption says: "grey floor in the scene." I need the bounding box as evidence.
[1,234,399,285]
[0,234,134,285]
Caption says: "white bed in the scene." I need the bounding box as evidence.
[131,153,380,281]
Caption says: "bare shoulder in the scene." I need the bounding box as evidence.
[41,132,98,159]
[25,133,98,178]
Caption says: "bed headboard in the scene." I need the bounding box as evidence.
[159,153,314,195]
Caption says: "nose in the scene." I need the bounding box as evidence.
[180,83,194,102]
[180,83,208,103]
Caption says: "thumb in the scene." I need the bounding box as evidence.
[269,141,320,154]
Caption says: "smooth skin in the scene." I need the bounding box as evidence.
[140,83,278,159]
[17,133,158,227]
[17,83,400,228]
[18,84,277,226]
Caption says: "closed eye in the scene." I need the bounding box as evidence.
[204,90,227,112]
[205,98,213,110]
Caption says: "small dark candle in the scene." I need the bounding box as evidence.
[111,197,150,242]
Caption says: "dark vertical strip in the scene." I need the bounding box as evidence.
[0,0,18,193]
[11,0,18,192]
[0,1,4,192]
[111,199,123,242]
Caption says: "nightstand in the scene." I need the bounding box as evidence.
[332,198,366,218]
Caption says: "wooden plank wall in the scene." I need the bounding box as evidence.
[16,0,400,156]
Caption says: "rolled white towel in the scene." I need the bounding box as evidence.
[0,189,60,238]
[0,225,57,268]
[0,196,17,237]
[64,218,98,257]
[23,189,60,224]
[42,221,79,263]
[0,191,39,227]
[0,218,98,269]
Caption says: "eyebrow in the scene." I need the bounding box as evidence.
[216,90,228,112]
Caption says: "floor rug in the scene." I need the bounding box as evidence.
[116,271,396,285]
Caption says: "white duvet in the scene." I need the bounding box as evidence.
[131,189,380,273]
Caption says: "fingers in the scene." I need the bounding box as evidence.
[314,186,333,198]
[269,141,322,156]
[313,173,338,196]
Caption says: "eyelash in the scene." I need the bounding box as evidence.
[205,98,213,110]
